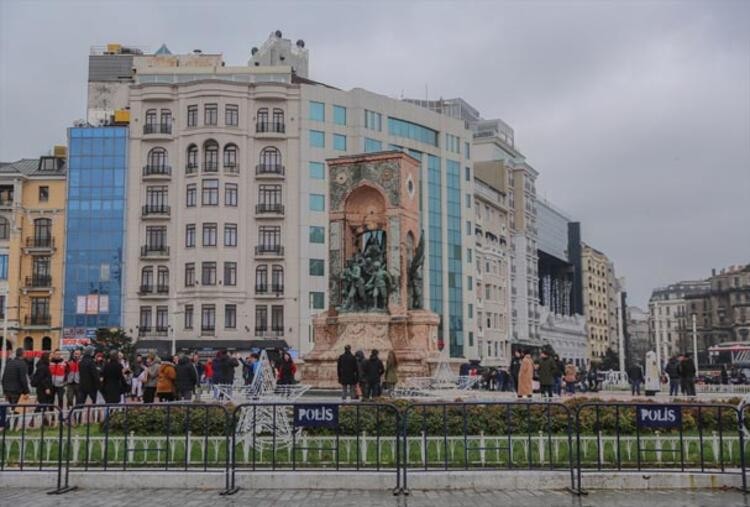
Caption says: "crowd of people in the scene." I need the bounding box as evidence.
[337,346,398,400]
[1,345,301,407]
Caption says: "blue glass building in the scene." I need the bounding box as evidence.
[63,126,128,336]
[446,159,464,357]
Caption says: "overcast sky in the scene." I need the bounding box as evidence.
[1,0,748,307]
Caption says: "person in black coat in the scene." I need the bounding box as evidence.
[276,352,297,385]
[32,352,54,405]
[363,349,384,400]
[1,348,30,404]
[101,351,125,404]
[175,354,198,400]
[337,345,358,400]
[627,363,644,396]
[509,350,521,393]
[78,347,100,404]
[679,353,697,396]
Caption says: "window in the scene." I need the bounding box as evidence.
[187,105,197,127]
[202,223,217,246]
[147,147,168,168]
[39,186,49,202]
[309,258,325,276]
[156,306,168,332]
[160,109,172,130]
[256,265,268,292]
[309,161,325,180]
[146,186,167,211]
[333,105,347,125]
[145,225,166,249]
[203,140,219,172]
[225,104,239,126]
[365,110,382,131]
[446,133,460,153]
[309,101,325,122]
[224,224,238,247]
[201,304,216,333]
[310,292,325,310]
[186,144,198,173]
[139,307,152,332]
[185,224,196,248]
[145,108,157,128]
[140,266,153,291]
[387,117,439,146]
[257,107,269,126]
[465,166,471,182]
[185,263,195,286]
[271,305,284,333]
[157,266,168,291]
[224,262,237,286]
[309,130,325,148]
[258,226,281,249]
[225,304,237,329]
[258,147,282,173]
[225,183,238,206]
[310,194,325,211]
[202,179,219,205]
[186,184,197,207]
[309,226,325,244]
[258,184,282,212]
[333,134,347,151]
[0,218,8,240]
[0,254,7,280]
[465,142,471,159]
[255,305,268,333]
[184,305,193,329]
[204,103,218,126]
[201,261,217,285]
[223,144,238,171]
[364,138,382,152]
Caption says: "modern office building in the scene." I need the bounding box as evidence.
[90,32,475,358]
[62,125,129,349]
[0,152,67,352]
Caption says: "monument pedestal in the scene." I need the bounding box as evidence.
[301,310,440,388]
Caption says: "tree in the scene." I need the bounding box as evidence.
[92,328,134,359]
[599,347,620,371]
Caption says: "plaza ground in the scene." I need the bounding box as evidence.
[1,488,747,507]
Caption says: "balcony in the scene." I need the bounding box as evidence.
[140,245,170,259]
[24,314,51,327]
[255,203,285,216]
[24,275,52,290]
[142,165,172,179]
[143,123,172,137]
[224,163,240,175]
[142,204,171,218]
[24,237,55,254]
[186,163,199,175]
[255,164,285,178]
[138,327,168,337]
[255,245,284,258]
[255,122,286,136]
[203,162,219,173]
[255,284,284,296]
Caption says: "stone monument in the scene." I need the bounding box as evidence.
[301,151,441,387]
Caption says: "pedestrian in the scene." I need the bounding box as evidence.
[721,364,729,386]
[510,350,521,394]
[364,349,384,400]
[77,346,100,405]
[204,359,214,384]
[49,349,67,409]
[517,350,534,399]
[156,355,177,401]
[277,351,297,385]
[1,347,30,404]
[337,345,358,400]
[384,350,399,395]
[587,366,599,392]
[65,349,81,408]
[31,352,54,405]
[564,362,577,395]
[553,354,564,396]
[627,363,644,396]
[537,349,557,398]
[680,353,696,396]
[142,353,161,403]
[101,350,125,404]
[240,354,254,385]
[130,354,144,401]
[175,354,198,401]
[355,350,366,399]
[665,356,681,396]
[192,353,204,383]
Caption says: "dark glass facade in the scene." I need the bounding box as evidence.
[63,126,128,332]
[446,159,464,357]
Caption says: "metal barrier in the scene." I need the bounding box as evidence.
[223,401,402,495]
[575,401,747,494]
[401,401,576,494]
[60,403,231,492]
[0,403,67,493]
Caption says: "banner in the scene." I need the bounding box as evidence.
[86,295,98,315]
[98,295,109,313]
[76,296,86,315]
[293,404,339,428]
[636,404,682,429]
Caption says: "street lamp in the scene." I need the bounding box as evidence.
[692,313,699,374]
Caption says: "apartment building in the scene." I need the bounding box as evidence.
[581,243,617,362]
[0,152,67,352]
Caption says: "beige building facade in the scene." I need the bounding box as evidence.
[581,243,616,362]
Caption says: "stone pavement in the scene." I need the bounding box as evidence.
[1,488,747,507]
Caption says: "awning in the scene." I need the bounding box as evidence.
[134,339,290,355]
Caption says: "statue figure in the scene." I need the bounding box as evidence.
[366,261,393,310]
[342,255,366,310]
[408,234,425,309]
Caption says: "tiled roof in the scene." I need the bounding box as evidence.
[0,158,66,177]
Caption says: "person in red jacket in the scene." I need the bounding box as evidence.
[49,349,68,409]
[204,359,214,384]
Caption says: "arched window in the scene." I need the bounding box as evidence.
[145,108,157,128]
[41,336,52,351]
[160,108,172,132]
[0,216,9,240]
[147,147,168,168]
[157,266,169,292]
[256,108,269,132]
[141,266,154,292]
[33,218,52,246]
[255,265,268,293]
[223,144,238,172]
[258,147,281,174]
[272,108,285,132]
[186,144,198,174]
[203,140,219,172]
[23,336,33,351]
[272,265,284,293]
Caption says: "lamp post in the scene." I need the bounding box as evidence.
[692,313,698,374]
[0,290,8,391]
